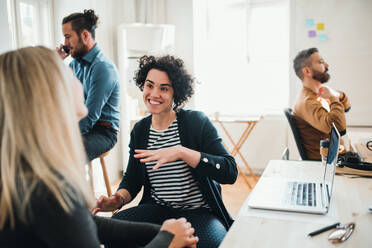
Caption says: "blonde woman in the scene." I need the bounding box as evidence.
[0,46,198,248]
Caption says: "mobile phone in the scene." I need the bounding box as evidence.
[62,45,70,54]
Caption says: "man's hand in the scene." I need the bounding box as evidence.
[160,218,199,248]
[319,85,340,99]
[92,191,124,215]
[55,44,69,60]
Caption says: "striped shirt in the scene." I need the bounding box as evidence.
[146,119,209,210]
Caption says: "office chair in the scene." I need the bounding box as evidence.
[283,108,308,160]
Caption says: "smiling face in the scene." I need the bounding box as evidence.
[62,22,88,58]
[143,69,174,116]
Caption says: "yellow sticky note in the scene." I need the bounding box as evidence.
[317,23,324,30]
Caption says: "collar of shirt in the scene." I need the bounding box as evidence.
[80,43,100,64]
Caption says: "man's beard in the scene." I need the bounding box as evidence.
[71,37,89,59]
[312,68,330,84]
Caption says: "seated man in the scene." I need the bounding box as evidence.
[292,47,350,160]
[57,10,120,161]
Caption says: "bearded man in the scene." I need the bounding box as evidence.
[292,47,350,160]
[56,9,120,162]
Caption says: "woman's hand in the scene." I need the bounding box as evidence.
[134,145,201,170]
[92,191,124,215]
[160,218,198,248]
[134,146,182,170]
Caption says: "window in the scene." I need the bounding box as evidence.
[9,0,53,48]
[194,0,289,116]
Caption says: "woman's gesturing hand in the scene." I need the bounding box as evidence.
[134,145,201,170]
[134,146,182,170]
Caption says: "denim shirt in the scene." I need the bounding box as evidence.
[70,45,120,134]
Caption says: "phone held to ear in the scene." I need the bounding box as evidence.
[62,45,70,54]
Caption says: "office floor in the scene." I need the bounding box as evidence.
[104,174,257,218]
[220,174,257,218]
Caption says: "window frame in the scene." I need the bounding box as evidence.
[9,0,54,48]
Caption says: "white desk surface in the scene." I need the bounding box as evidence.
[220,160,372,248]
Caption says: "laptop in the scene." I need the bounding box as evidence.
[248,123,340,214]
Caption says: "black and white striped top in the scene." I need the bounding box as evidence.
[146,119,209,210]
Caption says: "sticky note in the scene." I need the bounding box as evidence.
[318,34,327,41]
[317,23,325,30]
[306,19,314,27]
[308,30,316,38]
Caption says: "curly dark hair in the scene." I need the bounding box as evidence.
[134,55,194,111]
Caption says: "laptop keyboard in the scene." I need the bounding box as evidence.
[285,182,317,207]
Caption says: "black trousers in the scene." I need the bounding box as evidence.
[111,203,227,248]
[82,125,117,162]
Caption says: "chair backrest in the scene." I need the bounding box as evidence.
[283,108,308,160]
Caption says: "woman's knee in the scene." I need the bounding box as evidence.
[112,204,168,225]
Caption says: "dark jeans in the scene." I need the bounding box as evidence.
[111,203,227,248]
[82,125,117,162]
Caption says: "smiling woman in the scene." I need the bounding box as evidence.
[93,55,238,248]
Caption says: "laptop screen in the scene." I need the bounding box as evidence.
[323,123,340,200]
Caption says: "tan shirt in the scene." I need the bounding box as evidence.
[293,87,350,160]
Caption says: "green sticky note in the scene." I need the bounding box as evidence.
[318,34,327,41]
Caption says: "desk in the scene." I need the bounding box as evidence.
[211,115,262,189]
[220,160,372,247]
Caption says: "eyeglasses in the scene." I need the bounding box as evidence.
[328,222,355,243]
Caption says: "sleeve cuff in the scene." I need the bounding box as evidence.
[145,230,174,248]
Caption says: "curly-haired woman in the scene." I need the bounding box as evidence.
[94,55,238,247]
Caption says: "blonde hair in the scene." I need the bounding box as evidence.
[0,46,94,229]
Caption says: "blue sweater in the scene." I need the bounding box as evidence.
[118,109,238,229]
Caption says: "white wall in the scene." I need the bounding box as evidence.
[0,0,14,54]
[166,0,195,109]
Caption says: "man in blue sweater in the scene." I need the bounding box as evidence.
[56,9,120,161]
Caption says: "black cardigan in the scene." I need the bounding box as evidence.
[118,109,238,229]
